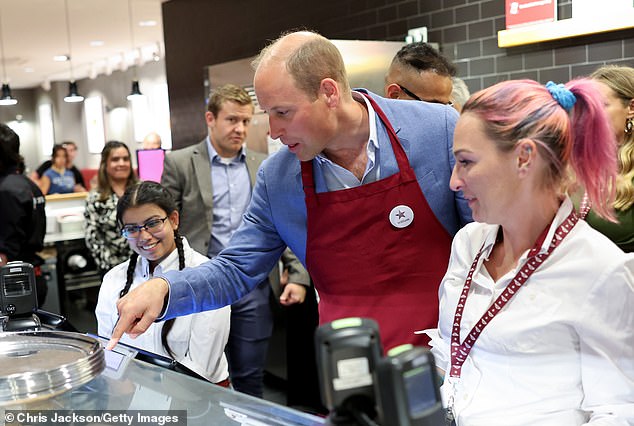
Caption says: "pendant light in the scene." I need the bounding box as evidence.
[126,0,143,101]
[63,0,83,103]
[0,9,17,105]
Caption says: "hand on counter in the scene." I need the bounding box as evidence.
[107,277,169,350]
[279,282,307,306]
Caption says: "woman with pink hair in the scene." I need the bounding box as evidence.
[427,79,634,425]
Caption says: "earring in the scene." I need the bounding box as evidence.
[625,118,633,134]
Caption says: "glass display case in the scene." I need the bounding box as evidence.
[1,338,326,426]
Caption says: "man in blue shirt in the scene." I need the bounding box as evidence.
[161,84,309,397]
[110,31,471,358]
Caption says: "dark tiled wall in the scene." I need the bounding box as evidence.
[399,0,634,93]
[163,0,634,148]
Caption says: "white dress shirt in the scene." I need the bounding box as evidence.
[96,237,231,383]
[427,198,634,426]
[315,92,381,190]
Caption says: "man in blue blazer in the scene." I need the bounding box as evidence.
[161,84,310,397]
[109,31,472,352]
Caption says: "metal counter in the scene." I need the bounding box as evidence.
[1,342,326,426]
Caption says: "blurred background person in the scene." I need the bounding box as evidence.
[384,41,456,105]
[142,131,163,150]
[451,76,471,113]
[97,181,231,385]
[38,144,81,195]
[31,141,86,190]
[586,64,634,252]
[85,141,138,280]
[0,123,47,306]
[428,79,634,424]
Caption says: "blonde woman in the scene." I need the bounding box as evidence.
[588,65,634,252]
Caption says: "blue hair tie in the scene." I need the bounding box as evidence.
[546,81,576,112]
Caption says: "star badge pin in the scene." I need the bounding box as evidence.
[389,204,414,228]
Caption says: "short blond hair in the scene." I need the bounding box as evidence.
[253,31,350,99]
[207,84,253,116]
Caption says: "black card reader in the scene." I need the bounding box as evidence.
[376,344,445,426]
[315,317,383,425]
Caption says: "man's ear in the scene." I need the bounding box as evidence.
[385,83,402,99]
[205,111,216,127]
[320,78,340,108]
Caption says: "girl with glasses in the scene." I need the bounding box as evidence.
[96,181,231,385]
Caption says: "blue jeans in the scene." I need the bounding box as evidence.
[226,279,273,398]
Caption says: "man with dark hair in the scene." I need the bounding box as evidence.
[161,84,310,398]
[385,41,457,105]
[0,123,47,305]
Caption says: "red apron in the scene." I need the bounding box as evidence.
[302,94,452,351]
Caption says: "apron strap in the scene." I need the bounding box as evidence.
[300,160,316,196]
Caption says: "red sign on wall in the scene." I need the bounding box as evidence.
[505,0,557,29]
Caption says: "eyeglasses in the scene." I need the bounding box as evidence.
[397,84,423,101]
[120,216,169,239]
[397,84,454,106]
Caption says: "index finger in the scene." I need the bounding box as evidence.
[106,313,137,350]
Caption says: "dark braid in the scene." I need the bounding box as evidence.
[120,253,139,298]
[116,181,182,359]
[160,230,185,358]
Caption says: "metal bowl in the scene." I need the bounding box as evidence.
[0,331,105,406]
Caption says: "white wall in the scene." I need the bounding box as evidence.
[26,58,170,172]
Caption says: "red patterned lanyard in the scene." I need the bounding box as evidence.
[579,192,591,219]
[449,211,579,378]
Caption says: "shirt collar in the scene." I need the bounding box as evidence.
[206,136,246,164]
[314,91,379,165]
[536,196,574,255]
[354,91,379,152]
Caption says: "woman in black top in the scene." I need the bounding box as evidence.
[0,123,47,305]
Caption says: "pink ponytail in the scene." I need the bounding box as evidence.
[565,79,617,221]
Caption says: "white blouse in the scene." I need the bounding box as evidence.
[427,198,634,426]
[96,237,231,383]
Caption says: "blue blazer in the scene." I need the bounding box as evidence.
[160,90,472,318]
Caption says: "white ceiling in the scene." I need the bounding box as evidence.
[0,0,165,90]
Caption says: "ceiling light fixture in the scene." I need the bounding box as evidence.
[126,0,143,101]
[0,9,17,105]
[63,0,83,103]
